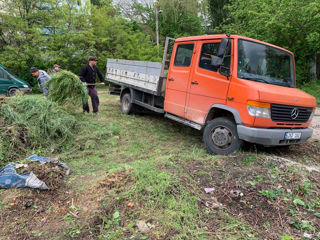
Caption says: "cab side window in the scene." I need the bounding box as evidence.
[174,44,194,67]
[199,43,220,71]
[199,42,231,75]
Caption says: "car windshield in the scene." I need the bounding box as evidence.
[2,66,18,78]
[238,40,294,87]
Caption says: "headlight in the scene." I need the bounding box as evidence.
[247,101,271,118]
[23,84,29,88]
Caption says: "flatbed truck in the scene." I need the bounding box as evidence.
[105,34,316,155]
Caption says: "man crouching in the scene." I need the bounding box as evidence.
[30,67,50,97]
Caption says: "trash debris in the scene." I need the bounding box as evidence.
[229,189,244,198]
[202,197,223,209]
[136,220,151,233]
[303,233,313,239]
[24,199,33,208]
[204,187,215,194]
[0,155,69,190]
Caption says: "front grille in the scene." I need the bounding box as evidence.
[271,104,312,123]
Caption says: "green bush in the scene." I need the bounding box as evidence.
[299,80,320,105]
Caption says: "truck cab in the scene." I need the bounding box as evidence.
[0,64,32,96]
[106,34,316,155]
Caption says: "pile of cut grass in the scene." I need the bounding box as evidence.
[46,70,88,109]
[0,95,81,163]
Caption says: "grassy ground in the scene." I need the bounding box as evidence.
[0,90,320,240]
[299,80,320,105]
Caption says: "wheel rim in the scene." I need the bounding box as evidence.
[123,97,129,111]
[211,125,233,149]
[9,89,17,96]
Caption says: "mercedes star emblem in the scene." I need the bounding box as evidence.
[291,108,299,120]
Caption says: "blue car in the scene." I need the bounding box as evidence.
[0,64,32,96]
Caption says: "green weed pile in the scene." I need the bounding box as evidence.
[0,96,80,163]
[46,70,88,109]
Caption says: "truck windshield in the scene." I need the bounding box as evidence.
[238,40,294,87]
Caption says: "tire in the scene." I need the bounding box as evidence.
[203,117,243,155]
[121,93,134,114]
[7,88,19,97]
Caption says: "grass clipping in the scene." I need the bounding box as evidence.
[0,96,79,163]
[46,70,88,110]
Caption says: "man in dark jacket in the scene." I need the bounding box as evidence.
[79,56,105,114]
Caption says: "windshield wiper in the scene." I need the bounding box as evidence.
[240,77,271,84]
[272,82,291,87]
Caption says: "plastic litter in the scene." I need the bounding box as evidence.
[0,155,69,189]
[204,187,215,194]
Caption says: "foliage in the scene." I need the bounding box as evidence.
[0,96,80,163]
[0,0,161,88]
[299,80,320,105]
[46,70,88,109]
[120,0,204,42]
[206,0,230,31]
[90,1,161,71]
[1,0,319,88]
[217,0,320,83]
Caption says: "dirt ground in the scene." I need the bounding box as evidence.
[311,107,320,140]
[1,92,320,240]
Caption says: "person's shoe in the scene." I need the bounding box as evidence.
[83,111,89,114]
[93,112,99,115]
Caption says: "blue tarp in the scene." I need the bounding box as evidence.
[0,155,69,190]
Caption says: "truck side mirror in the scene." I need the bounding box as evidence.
[212,38,230,68]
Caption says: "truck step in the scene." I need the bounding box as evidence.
[165,113,202,130]
[133,99,165,114]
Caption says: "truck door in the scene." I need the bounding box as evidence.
[164,42,195,118]
[186,39,232,124]
[0,68,12,94]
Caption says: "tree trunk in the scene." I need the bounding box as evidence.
[317,53,320,80]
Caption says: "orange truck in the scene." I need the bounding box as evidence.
[106,34,316,155]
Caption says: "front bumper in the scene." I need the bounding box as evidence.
[237,125,313,146]
[19,87,32,93]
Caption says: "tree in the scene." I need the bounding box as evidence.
[206,0,230,32]
[156,0,203,38]
[218,0,320,83]
[0,0,161,87]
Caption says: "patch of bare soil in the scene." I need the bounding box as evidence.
[270,141,320,164]
[0,187,71,240]
[79,170,141,238]
[78,169,165,240]
[0,163,70,239]
[179,155,320,240]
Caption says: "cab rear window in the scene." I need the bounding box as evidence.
[174,44,194,67]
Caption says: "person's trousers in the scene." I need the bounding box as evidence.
[83,87,99,113]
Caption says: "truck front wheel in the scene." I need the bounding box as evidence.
[121,93,134,114]
[203,117,243,155]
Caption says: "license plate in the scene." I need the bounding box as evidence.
[284,132,301,140]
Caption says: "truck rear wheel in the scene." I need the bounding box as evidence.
[121,93,134,114]
[203,117,243,155]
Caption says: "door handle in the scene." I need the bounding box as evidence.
[191,81,199,85]
[168,78,174,81]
